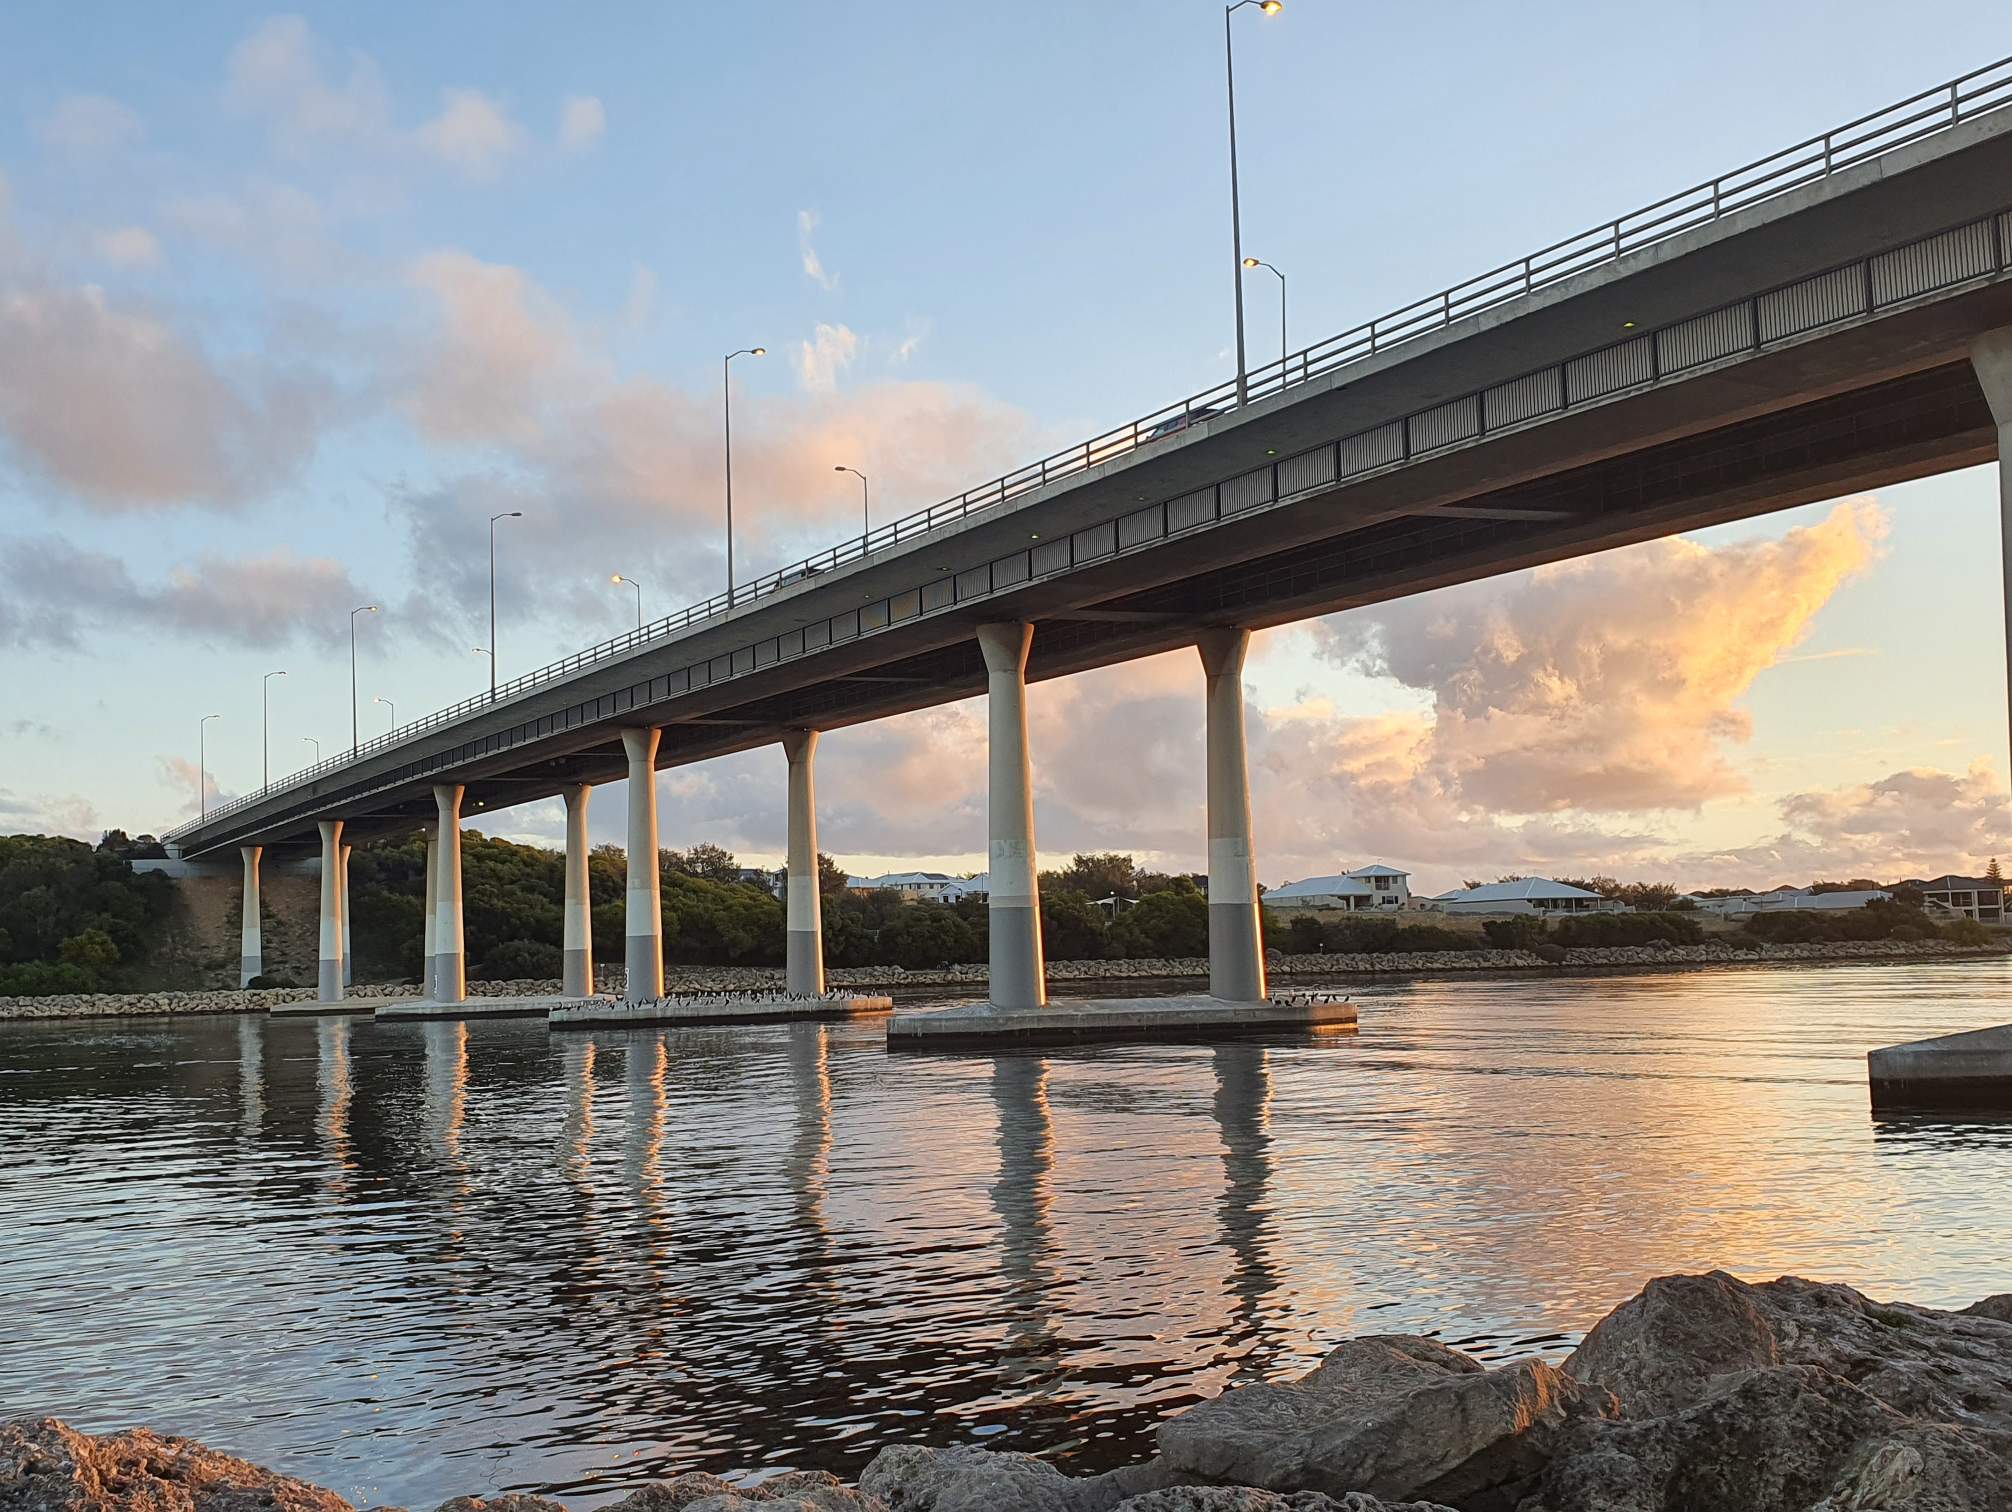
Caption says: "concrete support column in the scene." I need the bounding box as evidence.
[340,843,354,988]
[782,730,825,996]
[977,622,1045,1011]
[432,785,466,1004]
[562,783,594,998]
[421,834,439,999]
[316,820,345,1003]
[238,845,264,987]
[1198,628,1268,1002]
[1972,329,2012,792]
[622,728,665,1003]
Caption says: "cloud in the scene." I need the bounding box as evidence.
[559,95,605,152]
[798,209,837,290]
[1697,764,2012,882]
[156,756,233,825]
[162,182,346,281]
[92,226,161,267]
[416,88,524,181]
[225,15,393,150]
[0,787,99,840]
[403,249,576,443]
[793,322,859,393]
[0,537,380,651]
[35,94,143,155]
[1315,501,1885,814]
[621,262,658,329]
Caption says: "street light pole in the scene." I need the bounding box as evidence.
[488,510,522,701]
[612,574,644,631]
[302,736,321,771]
[374,695,395,730]
[834,465,870,537]
[199,713,220,819]
[723,346,766,598]
[1243,257,1286,386]
[1225,0,1282,407]
[261,670,286,790]
[348,604,379,757]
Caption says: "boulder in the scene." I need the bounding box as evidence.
[0,1417,355,1512]
[1961,1293,2012,1324]
[1524,1363,2012,1512]
[605,1475,875,1511]
[436,1500,565,1512]
[1108,1489,1456,1510]
[857,1446,1081,1511]
[1562,1271,2012,1431]
[1157,1337,1611,1507]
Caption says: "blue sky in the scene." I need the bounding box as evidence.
[1,4,2008,890]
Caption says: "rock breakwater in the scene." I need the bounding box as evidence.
[8,1271,2009,1510]
[1,938,2002,1020]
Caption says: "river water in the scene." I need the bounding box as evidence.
[3,960,2010,1507]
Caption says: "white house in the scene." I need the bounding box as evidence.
[846,871,984,904]
[1680,887,1890,916]
[1265,864,1412,911]
[1433,878,1623,915]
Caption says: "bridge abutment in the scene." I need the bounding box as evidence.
[782,730,825,996]
[316,820,345,1003]
[562,783,594,999]
[1198,628,1267,1003]
[622,728,665,1002]
[238,845,263,987]
[979,622,1046,1012]
[432,785,466,1003]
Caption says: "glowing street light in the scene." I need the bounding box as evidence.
[612,573,644,631]
[834,465,870,537]
[1243,257,1286,385]
[723,346,766,596]
[1225,0,1283,406]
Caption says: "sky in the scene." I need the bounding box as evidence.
[0,2,2009,894]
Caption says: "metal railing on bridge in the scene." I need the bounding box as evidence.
[165,54,2012,844]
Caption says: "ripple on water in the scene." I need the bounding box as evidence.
[2,958,2011,1507]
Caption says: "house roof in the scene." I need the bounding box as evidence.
[1439,877,1605,903]
[1268,874,1377,899]
[1914,874,2001,890]
[1347,864,1410,878]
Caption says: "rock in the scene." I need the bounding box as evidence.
[0,1417,355,1512]
[857,1445,1080,1511]
[1524,1363,2012,1512]
[1157,1338,1611,1507]
[1961,1293,2012,1323]
[1109,1490,1456,1510]
[1563,1270,2012,1431]
[604,1474,877,1511]
[436,1499,567,1512]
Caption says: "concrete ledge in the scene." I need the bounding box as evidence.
[1869,1023,2012,1111]
[550,992,896,1029]
[374,994,597,1021]
[886,993,1359,1047]
[268,999,377,1017]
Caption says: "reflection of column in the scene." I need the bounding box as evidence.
[1970,329,2012,788]
[785,1024,834,1240]
[563,784,594,998]
[622,728,664,1002]
[991,1054,1057,1382]
[237,1014,265,1133]
[1213,1043,1281,1383]
[340,842,354,988]
[564,1040,598,1181]
[422,834,439,1000]
[316,1017,354,1172]
[239,845,264,986]
[1198,629,1266,1002]
[627,1033,669,1238]
[423,1020,468,1165]
[317,820,345,1002]
[432,785,466,1004]
[978,623,1045,1010]
[782,731,825,995]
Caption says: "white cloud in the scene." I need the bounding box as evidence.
[793,322,859,393]
[416,88,524,181]
[225,15,393,149]
[559,95,605,152]
[798,208,838,290]
[92,226,161,267]
[35,94,143,155]
[0,787,99,840]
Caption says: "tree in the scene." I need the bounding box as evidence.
[817,852,851,903]
[1044,853,1140,900]
[1989,858,2005,885]
[1109,891,1209,958]
[665,842,741,884]
[1040,891,1111,960]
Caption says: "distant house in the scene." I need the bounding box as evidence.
[735,866,785,898]
[1680,887,1890,916]
[847,871,983,904]
[1910,875,2005,923]
[1265,864,1412,912]
[1433,878,1622,915]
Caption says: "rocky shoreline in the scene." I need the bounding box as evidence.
[0,938,2003,1021]
[8,1270,2010,1510]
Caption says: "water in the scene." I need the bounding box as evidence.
[3,960,2010,1508]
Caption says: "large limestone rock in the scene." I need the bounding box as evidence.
[437,1498,566,1512]
[1108,1489,1456,1510]
[603,1475,876,1511]
[857,1446,1082,1511]
[1156,1337,1611,1506]
[0,1418,356,1512]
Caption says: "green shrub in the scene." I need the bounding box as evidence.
[1553,911,1703,947]
[245,973,299,989]
[1281,914,1326,954]
[876,902,982,968]
[1946,918,1994,946]
[1109,891,1209,959]
[1532,941,1569,965]
[478,938,563,981]
[0,960,97,996]
[1041,892,1112,961]
[1482,916,1548,950]
[1744,899,1942,945]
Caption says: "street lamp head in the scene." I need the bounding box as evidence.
[751,346,766,357]
[1243,256,1261,268]
[611,573,625,585]
[1261,0,1282,14]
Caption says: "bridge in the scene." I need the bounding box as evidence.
[165,59,2012,1023]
